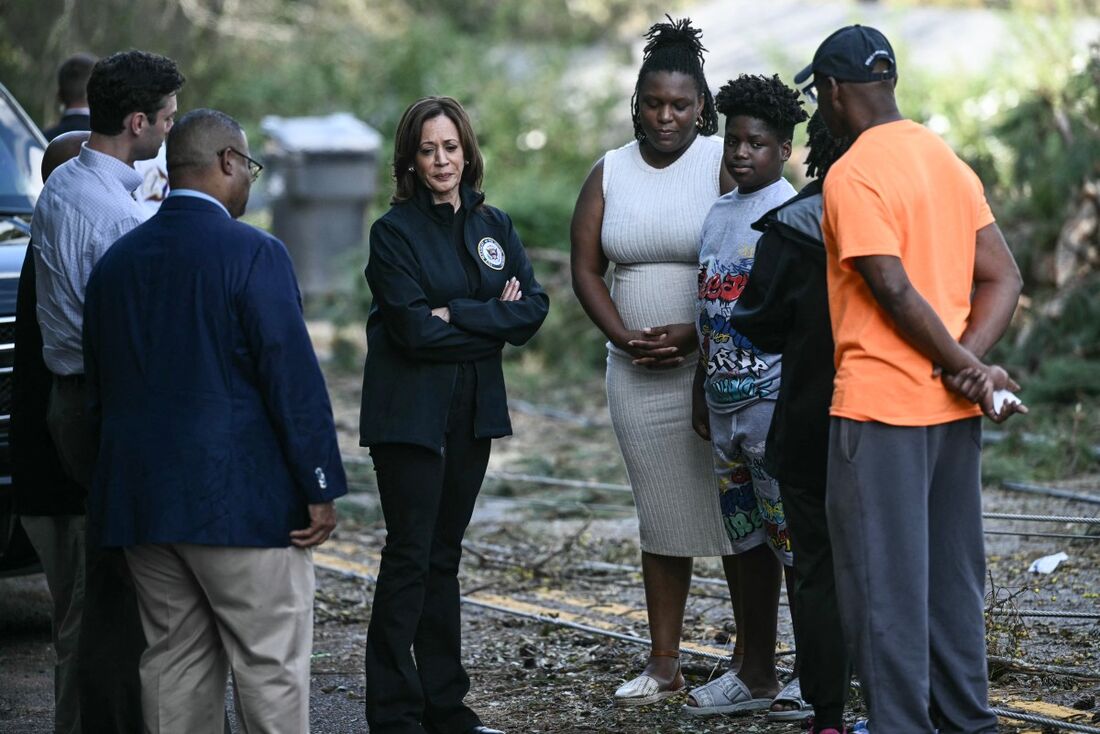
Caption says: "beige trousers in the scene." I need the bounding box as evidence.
[20,514,86,734]
[124,544,315,734]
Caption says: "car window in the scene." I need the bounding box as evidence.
[0,92,44,213]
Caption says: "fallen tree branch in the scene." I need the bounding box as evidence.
[988,655,1100,680]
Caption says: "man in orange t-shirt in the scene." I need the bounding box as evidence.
[794,25,1025,734]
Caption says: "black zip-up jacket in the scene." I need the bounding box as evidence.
[359,183,549,452]
[728,179,834,491]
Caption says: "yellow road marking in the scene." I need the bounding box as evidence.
[466,593,626,632]
[313,550,1077,731]
[312,555,733,659]
[534,588,649,622]
[314,551,377,578]
[322,540,377,558]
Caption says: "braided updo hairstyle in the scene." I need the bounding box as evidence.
[714,74,808,142]
[631,16,719,142]
[804,111,851,180]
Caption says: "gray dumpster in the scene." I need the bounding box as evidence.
[261,113,382,298]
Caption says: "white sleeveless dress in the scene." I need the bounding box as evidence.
[601,136,734,556]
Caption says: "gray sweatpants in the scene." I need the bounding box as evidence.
[826,417,998,734]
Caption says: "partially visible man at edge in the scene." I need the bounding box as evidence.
[12,129,89,734]
[795,25,1025,734]
[29,50,184,733]
[83,108,347,733]
[42,53,96,141]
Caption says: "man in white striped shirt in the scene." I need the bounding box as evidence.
[28,49,184,734]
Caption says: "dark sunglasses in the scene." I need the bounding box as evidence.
[219,147,263,182]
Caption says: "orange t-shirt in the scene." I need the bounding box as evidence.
[822,119,994,426]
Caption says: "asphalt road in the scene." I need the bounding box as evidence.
[0,569,368,734]
[0,574,53,733]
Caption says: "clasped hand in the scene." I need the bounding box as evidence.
[431,277,522,323]
[939,363,1028,423]
[623,323,697,369]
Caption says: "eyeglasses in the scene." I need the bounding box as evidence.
[219,147,263,182]
[801,81,819,105]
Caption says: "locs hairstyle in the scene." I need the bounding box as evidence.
[804,111,852,180]
[391,96,485,205]
[631,16,719,142]
[715,74,808,142]
[86,50,184,136]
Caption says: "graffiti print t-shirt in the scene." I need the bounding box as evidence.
[697,177,796,413]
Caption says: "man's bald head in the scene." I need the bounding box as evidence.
[166,108,253,218]
[166,108,245,184]
[42,130,91,182]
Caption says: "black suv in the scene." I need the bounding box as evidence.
[0,82,47,574]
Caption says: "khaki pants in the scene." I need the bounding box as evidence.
[20,514,86,734]
[124,544,315,734]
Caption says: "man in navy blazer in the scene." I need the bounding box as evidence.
[83,108,347,733]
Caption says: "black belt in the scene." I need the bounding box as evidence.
[53,372,86,385]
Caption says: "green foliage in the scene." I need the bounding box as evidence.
[3,1,668,245]
[506,269,610,380]
[900,17,1100,272]
[2,0,674,362]
[6,1,1098,441]
[1027,356,1100,404]
[981,401,1099,483]
[1008,274,1100,375]
[897,10,1099,412]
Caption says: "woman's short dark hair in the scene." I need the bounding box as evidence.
[391,96,484,205]
[86,50,184,135]
[631,16,719,142]
[715,74,807,142]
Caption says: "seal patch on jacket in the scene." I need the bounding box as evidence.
[477,237,505,270]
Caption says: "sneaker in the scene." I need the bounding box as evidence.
[851,721,939,734]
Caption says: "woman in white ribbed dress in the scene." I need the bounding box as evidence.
[570,17,738,705]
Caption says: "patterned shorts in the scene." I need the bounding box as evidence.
[708,400,792,565]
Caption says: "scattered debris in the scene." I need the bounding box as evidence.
[1029,552,1070,574]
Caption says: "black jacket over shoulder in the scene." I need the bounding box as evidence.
[359,184,549,452]
[12,250,85,516]
[728,180,834,491]
[43,112,91,142]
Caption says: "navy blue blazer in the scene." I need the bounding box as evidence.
[83,195,347,548]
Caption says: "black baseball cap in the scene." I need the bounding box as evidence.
[794,25,897,86]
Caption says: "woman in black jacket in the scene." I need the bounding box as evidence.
[360,96,548,734]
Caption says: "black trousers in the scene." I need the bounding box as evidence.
[365,369,491,734]
[48,377,146,733]
[781,481,851,730]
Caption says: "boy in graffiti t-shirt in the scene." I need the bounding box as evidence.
[692,75,804,563]
[686,74,809,717]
